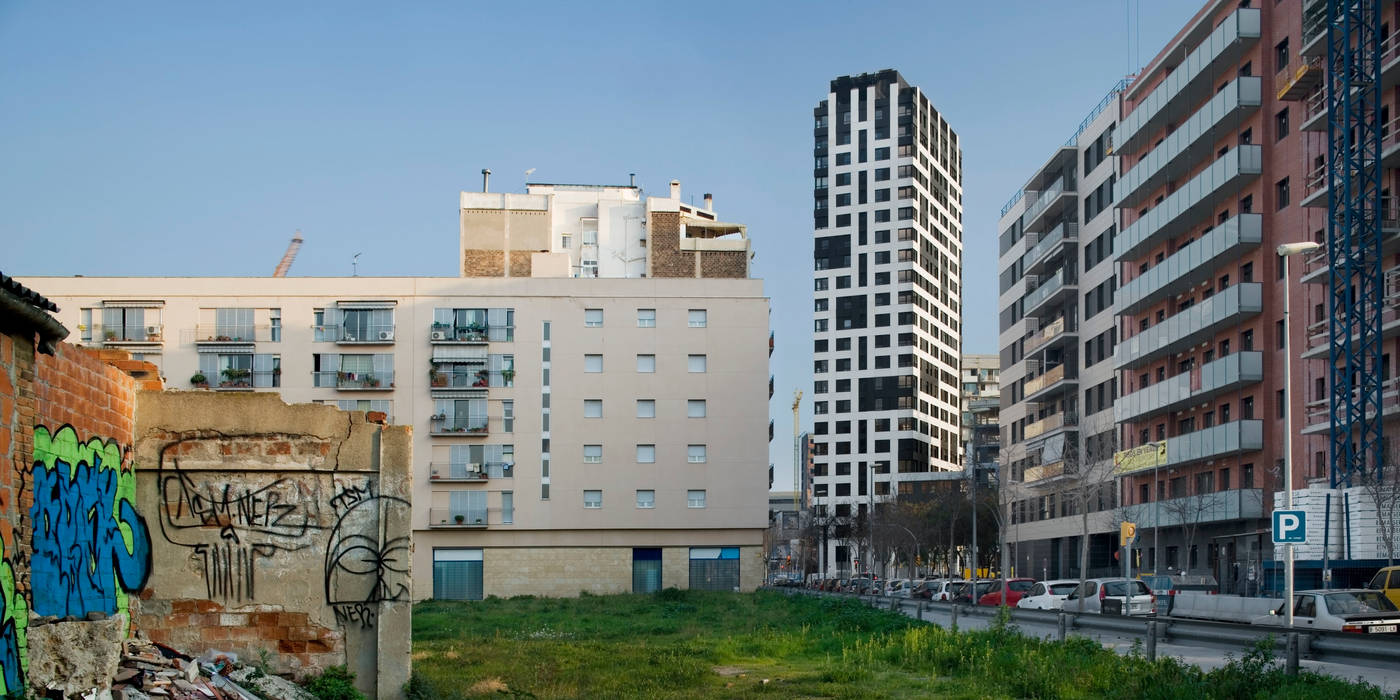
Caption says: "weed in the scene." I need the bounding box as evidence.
[302,665,366,700]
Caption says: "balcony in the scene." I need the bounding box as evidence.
[429,368,494,390]
[1115,352,1263,423]
[1120,489,1265,529]
[1116,77,1262,209]
[193,324,270,344]
[1302,376,1400,434]
[1303,113,1400,208]
[1275,57,1324,101]
[430,416,489,436]
[1023,410,1077,441]
[1019,175,1076,235]
[314,371,395,390]
[428,507,488,528]
[90,323,164,348]
[1022,363,1076,403]
[1302,266,1400,358]
[1114,420,1264,475]
[1022,460,1066,484]
[319,324,396,344]
[1023,315,1076,355]
[1022,222,1078,277]
[429,463,489,482]
[1302,0,1326,57]
[1022,268,1076,317]
[1116,214,1262,315]
[1115,283,1262,370]
[429,323,488,344]
[1118,8,1261,154]
[1118,145,1262,260]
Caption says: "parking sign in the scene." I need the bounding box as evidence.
[1272,510,1307,544]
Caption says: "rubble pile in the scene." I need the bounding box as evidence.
[109,638,312,700]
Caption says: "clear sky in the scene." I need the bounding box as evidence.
[1,1,1200,492]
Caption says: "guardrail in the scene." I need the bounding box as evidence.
[770,587,1400,668]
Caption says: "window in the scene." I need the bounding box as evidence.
[501,491,513,524]
[637,308,656,327]
[815,277,829,291]
[636,445,656,463]
[584,309,603,327]
[502,400,514,432]
[585,354,603,373]
[269,309,281,342]
[637,354,655,373]
[874,167,890,181]
[687,490,707,508]
[636,490,655,508]
[584,445,602,463]
[584,490,602,509]
[687,399,706,418]
[1275,107,1289,140]
[432,549,484,601]
[1276,177,1290,209]
[1277,319,1286,349]
[875,147,890,160]
[688,354,707,373]
[1275,37,1289,69]
[584,399,602,418]
[835,153,851,165]
[688,309,708,328]
[687,445,707,463]
[636,399,655,418]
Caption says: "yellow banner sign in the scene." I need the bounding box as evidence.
[1113,441,1166,475]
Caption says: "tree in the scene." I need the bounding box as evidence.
[1054,415,1120,613]
[1158,470,1216,574]
[1356,441,1400,567]
[802,501,849,579]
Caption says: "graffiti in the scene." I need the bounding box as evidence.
[30,425,153,619]
[157,454,322,601]
[325,481,410,628]
[0,538,27,695]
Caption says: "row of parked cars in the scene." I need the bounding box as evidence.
[806,575,1158,614]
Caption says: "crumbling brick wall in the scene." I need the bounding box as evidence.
[648,211,748,279]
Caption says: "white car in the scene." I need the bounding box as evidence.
[1251,589,1400,633]
[1015,579,1081,610]
[929,579,967,602]
[885,578,911,597]
[1063,578,1154,616]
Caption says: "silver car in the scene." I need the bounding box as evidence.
[1063,578,1154,615]
[1016,579,1081,610]
[1252,589,1400,634]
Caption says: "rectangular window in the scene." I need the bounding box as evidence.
[637,308,656,327]
[584,490,602,509]
[1275,107,1289,140]
[637,354,656,373]
[636,444,656,463]
[688,354,707,373]
[687,490,707,508]
[636,490,655,508]
[584,309,603,327]
[636,399,655,418]
[688,309,708,327]
[1276,177,1290,209]
[584,354,603,373]
[687,399,706,418]
[432,549,484,601]
[502,400,514,432]
[584,399,602,418]
[687,445,707,463]
[584,445,602,463]
[501,491,513,524]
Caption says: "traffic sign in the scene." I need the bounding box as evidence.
[1272,510,1307,544]
[1119,521,1138,547]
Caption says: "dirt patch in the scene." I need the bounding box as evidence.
[470,677,510,693]
[713,665,747,677]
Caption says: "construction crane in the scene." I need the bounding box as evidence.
[272,232,304,277]
[792,389,803,517]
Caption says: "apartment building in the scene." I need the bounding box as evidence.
[22,180,772,599]
[997,82,1124,581]
[961,354,1001,469]
[811,70,964,576]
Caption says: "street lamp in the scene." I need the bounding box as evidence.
[1278,240,1321,629]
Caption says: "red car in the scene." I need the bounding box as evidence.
[978,578,1037,607]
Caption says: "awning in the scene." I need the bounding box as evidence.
[431,390,487,399]
[432,347,488,363]
[102,300,165,308]
[337,300,397,309]
[196,344,254,354]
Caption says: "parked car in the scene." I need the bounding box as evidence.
[1016,579,1081,610]
[1139,573,1219,615]
[1252,589,1400,633]
[1367,567,1400,609]
[911,578,944,600]
[884,578,911,597]
[1063,578,1154,616]
[953,580,995,605]
[852,578,882,595]
[978,578,1037,606]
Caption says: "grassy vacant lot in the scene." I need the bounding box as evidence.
[409,589,1394,699]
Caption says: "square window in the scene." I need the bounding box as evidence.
[636,444,656,463]
[637,354,655,373]
[584,309,603,327]
[584,444,602,463]
[637,308,656,327]
[687,490,706,508]
[636,399,655,418]
[688,309,708,328]
[584,490,602,509]
[636,489,655,508]
[687,399,706,418]
[688,354,707,373]
[584,399,602,418]
[687,445,707,463]
[585,354,603,373]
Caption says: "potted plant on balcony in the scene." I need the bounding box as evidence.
[474,517,483,525]
[499,368,515,385]
[454,514,465,525]
[364,373,380,388]
[220,367,251,388]
[190,373,208,389]
[104,330,118,341]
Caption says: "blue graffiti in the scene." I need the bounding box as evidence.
[30,426,152,618]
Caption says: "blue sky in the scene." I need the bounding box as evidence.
[1,1,1199,490]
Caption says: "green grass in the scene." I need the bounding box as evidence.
[409,590,1397,699]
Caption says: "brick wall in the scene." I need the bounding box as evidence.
[462,249,504,277]
[647,211,748,279]
[508,250,534,277]
[0,332,37,561]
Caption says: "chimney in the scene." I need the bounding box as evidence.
[703,193,713,210]
[481,168,491,193]
[629,173,636,187]
[669,179,681,200]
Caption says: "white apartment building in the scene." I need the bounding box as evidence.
[811,70,964,576]
[23,180,772,598]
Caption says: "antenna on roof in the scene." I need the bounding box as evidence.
[352,252,362,277]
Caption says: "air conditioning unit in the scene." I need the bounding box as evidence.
[430,330,446,341]
[146,326,159,335]
[379,330,395,341]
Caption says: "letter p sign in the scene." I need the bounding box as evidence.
[1272,510,1307,544]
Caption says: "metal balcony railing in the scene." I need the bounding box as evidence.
[430,416,489,436]
[194,324,270,343]
[428,507,488,528]
[427,462,512,481]
[90,323,164,344]
[313,371,394,390]
[319,324,397,343]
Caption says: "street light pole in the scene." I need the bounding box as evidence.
[1278,241,1321,629]
[967,440,978,581]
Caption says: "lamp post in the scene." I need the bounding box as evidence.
[1278,241,1321,629]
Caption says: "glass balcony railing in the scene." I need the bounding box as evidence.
[1022,363,1075,399]
[1120,489,1264,528]
[1023,410,1077,441]
[1023,269,1073,316]
[1115,283,1262,370]
[1115,351,1263,423]
[1119,144,1262,260]
[1020,175,1075,233]
[1117,76,1262,209]
[1118,8,1261,154]
[1022,460,1066,483]
[1024,316,1076,355]
[1117,214,1262,315]
[1023,222,1078,274]
[1114,421,1263,475]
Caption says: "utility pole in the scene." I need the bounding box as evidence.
[791,390,803,575]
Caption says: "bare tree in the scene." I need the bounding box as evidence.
[1158,472,1216,574]
[1061,415,1120,612]
[1355,441,1400,567]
